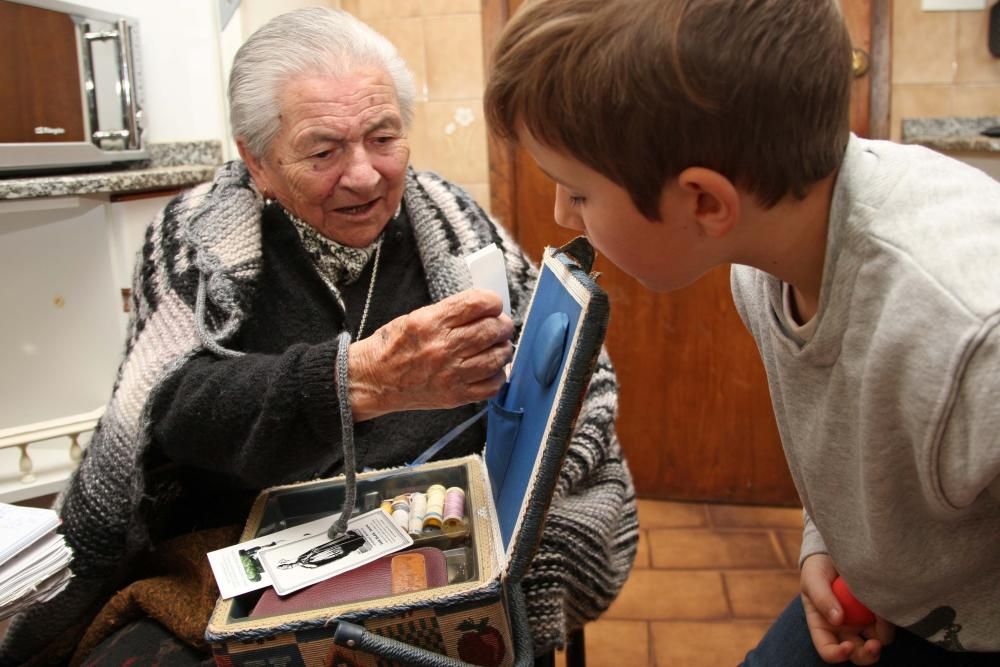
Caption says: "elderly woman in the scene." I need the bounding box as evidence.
[0,8,636,665]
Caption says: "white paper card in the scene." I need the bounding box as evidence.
[0,503,60,567]
[207,515,335,599]
[466,243,511,318]
[259,509,413,596]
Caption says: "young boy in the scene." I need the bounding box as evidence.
[484,0,1000,665]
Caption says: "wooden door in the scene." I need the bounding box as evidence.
[483,1,891,505]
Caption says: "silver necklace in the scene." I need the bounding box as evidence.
[355,239,382,339]
[278,204,383,339]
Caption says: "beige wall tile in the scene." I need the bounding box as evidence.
[956,10,1000,83]
[406,101,432,172]
[952,84,1000,117]
[647,529,785,569]
[892,1,957,84]
[651,621,771,667]
[352,0,420,20]
[890,84,955,140]
[421,0,480,15]
[605,570,728,620]
[366,17,428,99]
[421,101,489,183]
[585,620,650,667]
[724,571,801,619]
[424,14,485,99]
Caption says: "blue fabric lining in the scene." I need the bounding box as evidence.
[486,266,582,553]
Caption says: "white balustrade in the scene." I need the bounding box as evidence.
[0,408,104,503]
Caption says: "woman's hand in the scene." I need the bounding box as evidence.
[348,289,514,421]
[800,554,895,665]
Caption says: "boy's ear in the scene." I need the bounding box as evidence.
[669,167,740,239]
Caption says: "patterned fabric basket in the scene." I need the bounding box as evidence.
[206,239,608,667]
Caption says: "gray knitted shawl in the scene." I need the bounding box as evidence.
[0,161,637,663]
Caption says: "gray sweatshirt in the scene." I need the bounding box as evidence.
[731,135,1000,651]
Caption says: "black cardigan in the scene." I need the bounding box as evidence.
[146,205,485,540]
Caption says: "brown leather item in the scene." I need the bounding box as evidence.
[391,551,430,594]
[250,547,448,617]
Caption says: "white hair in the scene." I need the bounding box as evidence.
[228,7,417,159]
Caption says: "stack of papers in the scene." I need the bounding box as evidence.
[0,502,73,621]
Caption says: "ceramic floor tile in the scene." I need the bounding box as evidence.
[707,504,803,530]
[650,621,772,667]
[647,529,785,570]
[637,499,708,529]
[634,530,650,569]
[582,619,651,667]
[604,570,728,621]
[776,529,803,569]
[724,571,801,619]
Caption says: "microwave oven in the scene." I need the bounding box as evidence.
[0,0,147,174]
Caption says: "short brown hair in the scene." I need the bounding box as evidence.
[484,0,853,217]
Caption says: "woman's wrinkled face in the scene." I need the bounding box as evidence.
[245,67,410,248]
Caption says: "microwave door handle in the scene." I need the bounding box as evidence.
[79,23,100,146]
[113,19,141,150]
[82,22,141,150]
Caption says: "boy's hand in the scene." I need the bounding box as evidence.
[800,554,895,665]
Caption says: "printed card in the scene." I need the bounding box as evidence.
[207,515,334,599]
[259,509,413,596]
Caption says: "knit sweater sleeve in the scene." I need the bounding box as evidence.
[148,342,346,488]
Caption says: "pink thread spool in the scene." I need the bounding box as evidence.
[443,486,466,528]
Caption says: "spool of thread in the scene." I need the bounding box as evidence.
[408,492,427,535]
[391,494,411,532]
[423,484,446,530]
[443,487,466,528]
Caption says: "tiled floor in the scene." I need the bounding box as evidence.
[556,499,804,667]
[1,498,803,665]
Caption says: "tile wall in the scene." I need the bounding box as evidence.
[891,1,1000,140]
[340,0,492,212]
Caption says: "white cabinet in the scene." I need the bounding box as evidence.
[0,193,170,501]
[0,196,122,428]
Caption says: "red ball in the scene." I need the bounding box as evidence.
[832,576,876,626]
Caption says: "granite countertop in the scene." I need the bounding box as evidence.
[0,141,223,200]
[901,116,1000,154]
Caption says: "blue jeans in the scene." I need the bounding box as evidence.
[741,596,999,667]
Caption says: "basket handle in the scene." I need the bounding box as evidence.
[333,622,468,667]
[332,581,535,667]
